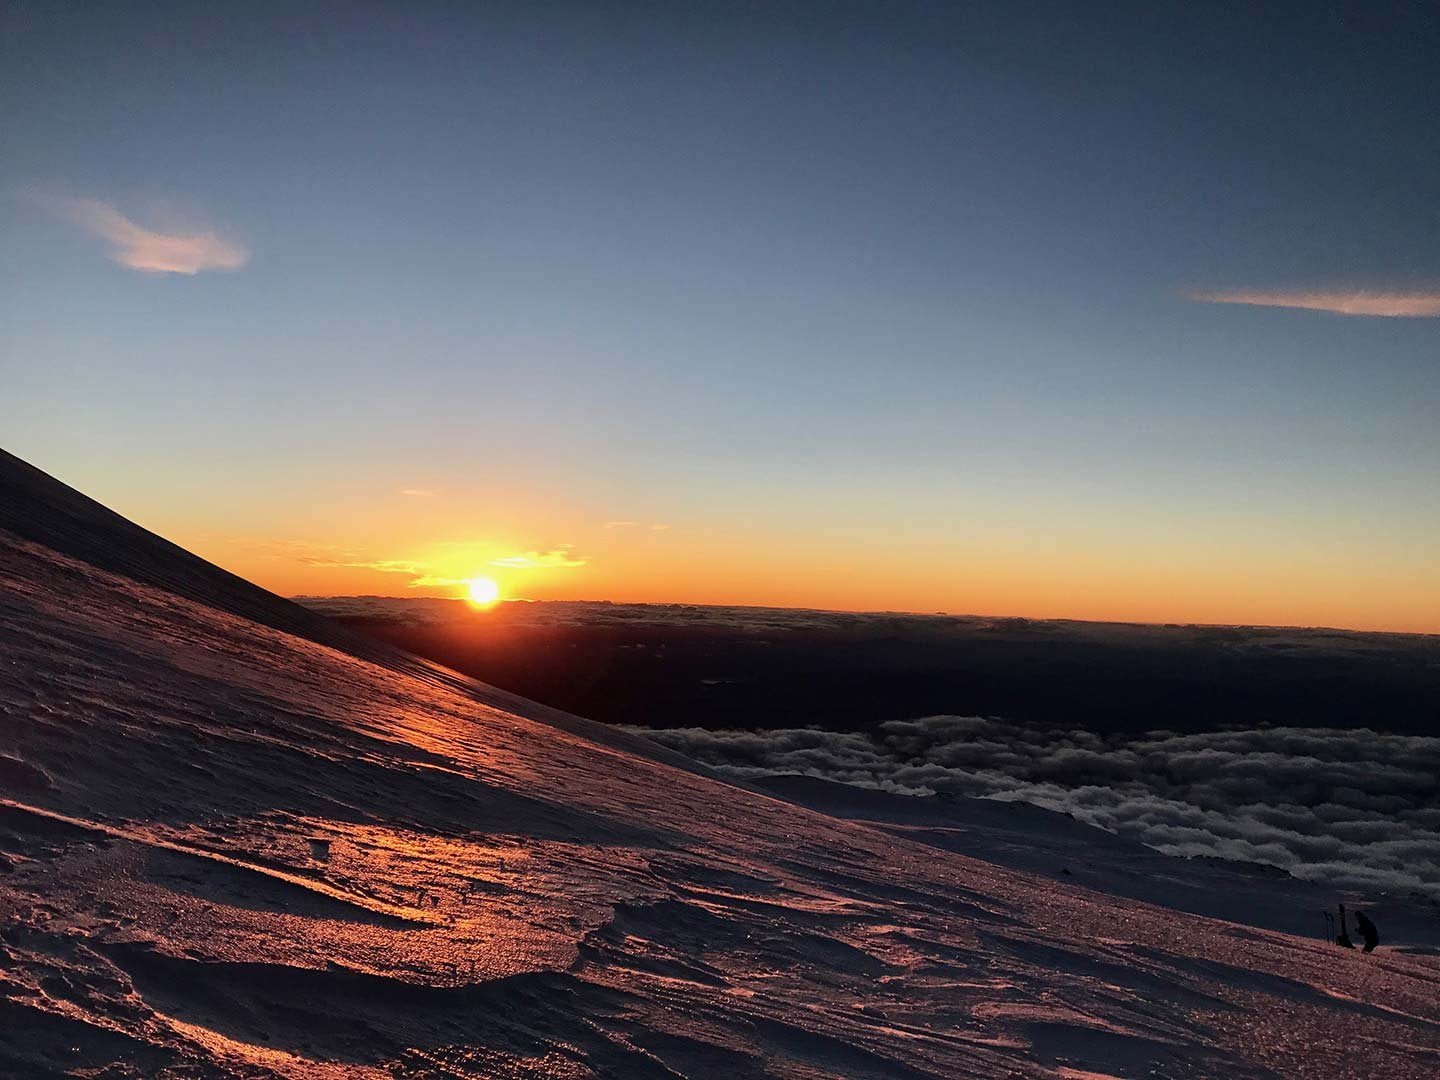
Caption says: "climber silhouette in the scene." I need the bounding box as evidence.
[1335,903,1355,949]
[1354,909,1379,953]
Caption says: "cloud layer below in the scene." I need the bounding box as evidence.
[40,195,248,274]
[634,716,1440,898]
[1189,289,1440,317]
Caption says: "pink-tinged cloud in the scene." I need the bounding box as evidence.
[1189,289,1440,317]
[40,195,248,274]
[400,488,439,497]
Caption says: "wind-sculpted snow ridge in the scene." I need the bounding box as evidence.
[1,460,1439,1077]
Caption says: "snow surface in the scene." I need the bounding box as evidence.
[2,453,1438,1078]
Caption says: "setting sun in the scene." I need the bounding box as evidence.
[466,575,501,607]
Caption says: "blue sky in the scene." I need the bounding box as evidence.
[2,2,1438,629]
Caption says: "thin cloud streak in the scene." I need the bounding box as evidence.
[489,547,587,569]
[297,556,424,575]
[1189,289,1440,317]
[400,489,439,498]
[408,574,473,588]
[289,543,588,586]
[35,194,248,274]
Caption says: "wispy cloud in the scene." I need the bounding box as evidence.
[488,547,588,569]
[33,194,248,274]
[408,574,473,588]
[297,556,425,575]
[604,521,640,529]
[293,554,471,588]
[288,541,588,588]
[293,553,472,590]
[399,489,439,498]
[1188,288,1440,317]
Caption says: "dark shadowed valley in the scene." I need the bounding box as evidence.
[303,596,1440,736]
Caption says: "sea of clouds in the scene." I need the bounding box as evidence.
[633,717,1440,898]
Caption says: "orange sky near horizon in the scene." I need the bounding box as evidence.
[139,499,1440,637]
[12,447,1433,637]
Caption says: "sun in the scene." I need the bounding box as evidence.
[466,576,501,607]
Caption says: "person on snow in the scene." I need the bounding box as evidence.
[1354,909,1379,953]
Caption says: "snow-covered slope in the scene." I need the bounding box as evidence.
[749,775,1440,954]
[2,453,1437,1078]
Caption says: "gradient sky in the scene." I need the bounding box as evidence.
[3,2,1439,631]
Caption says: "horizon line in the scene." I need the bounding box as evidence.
[291,593,1440,640]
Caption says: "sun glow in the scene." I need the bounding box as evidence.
[466,576,501,607]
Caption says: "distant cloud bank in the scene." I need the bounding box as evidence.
[34,194,248,274]
[1189,289,1440,317]
[636,717,1440,898]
